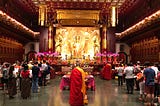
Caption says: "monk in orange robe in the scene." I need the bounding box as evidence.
[101,63,112,80]
[69,66,87,106]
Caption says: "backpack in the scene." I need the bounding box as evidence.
[3,68,9,79]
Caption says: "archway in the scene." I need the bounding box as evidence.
[118,52,128,64]
[26,51,37,62]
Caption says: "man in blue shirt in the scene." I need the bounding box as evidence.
[143,61,155,106]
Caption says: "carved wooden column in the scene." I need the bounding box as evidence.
[39,27,48,52]
[101,25,107,53]
[100,27,103,53]
[52,27,56,53]
[48,26,53,53]
[107,27,116,53]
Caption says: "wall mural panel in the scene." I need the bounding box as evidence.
[131,36,159,63]
[0,36,24,64]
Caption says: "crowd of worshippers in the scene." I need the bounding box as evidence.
[0,60,51,99]
[115,61,160,106]
[0,60,160,105]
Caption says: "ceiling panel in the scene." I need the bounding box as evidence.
[20,0,131,13]
[15,0,138,23]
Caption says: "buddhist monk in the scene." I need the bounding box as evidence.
[69,62,87,106]
[101,63,112,80]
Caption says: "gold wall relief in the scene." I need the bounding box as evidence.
[56,10,100,26]
[54,27,100,60]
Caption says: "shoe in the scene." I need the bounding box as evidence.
[37,89,40,92]
[9,96,14,99]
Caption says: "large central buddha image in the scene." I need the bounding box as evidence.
[55,27,100,60]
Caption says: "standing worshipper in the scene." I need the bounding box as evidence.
[28,61,33,80]
[157,71,160,105]
[117,64,124,86]
[143,62,155,106]
[124,63,135,94]
[1,62,10,90]
[31,62,40,93]
[20,64,31,99]
[134,61,141,91]
[14,61,21,90]
[151,62,159,98]
[101,63,112,80]
[136,67,145,101]
[8,65,17,99]
[38,62,42,86]
[69,62,87,106]
[41,60,48,86]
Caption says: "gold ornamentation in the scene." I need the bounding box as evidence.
[56,10,100,26]
[54,27,100,59]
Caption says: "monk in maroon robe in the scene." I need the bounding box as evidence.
[101,63,112,80]
[69,66,86,106]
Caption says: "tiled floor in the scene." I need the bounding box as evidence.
[0,76,143,106]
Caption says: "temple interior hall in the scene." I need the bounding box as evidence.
[0,0,160,106]
[0,0,159,64]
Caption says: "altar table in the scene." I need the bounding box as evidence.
[60,74,95,91]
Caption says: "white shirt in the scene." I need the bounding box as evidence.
[41,63,48,71]
[124,66,134,79]
[151,66,159,78]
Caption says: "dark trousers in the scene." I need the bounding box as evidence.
[118,76,123,86]
[135,79,140,90]
[157,84,160,97]
[38,77,42,86]
[123,74,126,83]
[154,83,158,97]
[42,73,47,86]
[1,78,8,90]
[126,78,134,94]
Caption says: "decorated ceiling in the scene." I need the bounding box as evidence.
[14,0,139,26]
[16,0,138,15]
